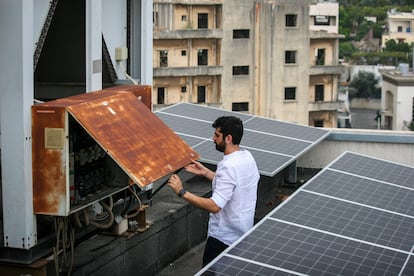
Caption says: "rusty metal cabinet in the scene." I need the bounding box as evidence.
[32,85,198,216]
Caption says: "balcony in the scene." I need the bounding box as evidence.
[310,65,345,76]
[154,29,223,40]
[153,65,223,77]
[308,101,342,111]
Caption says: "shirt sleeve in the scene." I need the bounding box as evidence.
[210,163,236,209]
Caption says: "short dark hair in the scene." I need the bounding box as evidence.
[212,116,243,144]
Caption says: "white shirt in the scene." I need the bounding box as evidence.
[209,149,260,245]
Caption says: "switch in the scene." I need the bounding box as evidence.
[115,47,128,61]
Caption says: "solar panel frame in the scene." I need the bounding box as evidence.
[196,151,414,275]
[155,103,330,177]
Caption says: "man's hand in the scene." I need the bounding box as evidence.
[185,159,208,176]
[167,174,183,195]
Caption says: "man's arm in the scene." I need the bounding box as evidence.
[181,190,221,214]
[168,174,221,213]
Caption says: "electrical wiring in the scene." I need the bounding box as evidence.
[88,196,115,229]
[73,196,115,229]
[125,186,142,219]
[53,216,75,276]
[117,61,139,85]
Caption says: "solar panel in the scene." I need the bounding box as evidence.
[155,103,330,176]
[197,152,414,275]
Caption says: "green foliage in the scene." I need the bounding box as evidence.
[383,40,412,53]
[348,71,381,98]
[339,41,357,60]
[351,51,407,65]
[372,24,383,39]
[339,1,414,65]
[408,120,414,130]
[409,120,414,131]
[339,0,414,6]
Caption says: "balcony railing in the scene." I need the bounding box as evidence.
[153,65,223,77]
[308,100,342,111]
[310,65,345,75]
[154,29,223,39]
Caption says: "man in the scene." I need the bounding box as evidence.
[168,116,260,266]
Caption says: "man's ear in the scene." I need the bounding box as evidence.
[225,135,232,144]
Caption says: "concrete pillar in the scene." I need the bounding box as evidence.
[86,0,102,92]
[0,0,37,249]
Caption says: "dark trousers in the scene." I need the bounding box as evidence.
[202,236,229,266]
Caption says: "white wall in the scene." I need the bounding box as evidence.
[396,86,414,130]
[102,0,128,80]
[298,129,414,169]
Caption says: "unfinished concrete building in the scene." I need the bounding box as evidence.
[309,0,345,127]
[153,0,344,128]
[153,1,223,107]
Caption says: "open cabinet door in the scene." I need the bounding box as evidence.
[32,86,199,216]
[66,92,199,187]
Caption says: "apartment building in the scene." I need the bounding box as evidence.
[309,0,345,127]
[153,1,223,108]
[380,66,414,131]
[153,0,344,127]
[382,8,414,48]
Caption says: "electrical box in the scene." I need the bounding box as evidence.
[115,47,128,61]
[32,85,199,216]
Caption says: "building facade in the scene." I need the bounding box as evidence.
[382,8,414,48]
[380,67,414,131]
[153,1,223,107]
[153,0,344,127]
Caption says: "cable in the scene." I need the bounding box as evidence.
[89,196,115,229]
[53,216,75,276]
[125,186,142,219]
[118,61,139,85]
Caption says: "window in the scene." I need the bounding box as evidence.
[314,120,324,127]
[153,11,158,25]
[181,86,187,93]
[198,49,208,66]
[233,29,250,39]
[197,86,206,103]
[284,87,296,100]
[286,14,297,27]
[314,15,330,26]
[316,49,325,65]
[232,102,249,112]
[181,15,187,22]
[315,85,324,101]
[285,51,296,64]
[157,87,165,104]
[181,50,186,56]
[159,50,168,67]
[232,66,249,76]
[398,26,403,32]
[198,13,208,29]
[412,97,414,121]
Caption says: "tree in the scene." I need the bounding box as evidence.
[339,41,357,60]
[348,71,381,98]
[409,120,414,131]
[383,39,411,53]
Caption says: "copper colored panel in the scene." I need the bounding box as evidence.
[104,85,152,110]
[66,92,199,187]
[32,106,67,215]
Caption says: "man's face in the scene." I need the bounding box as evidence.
[213,128,226,152]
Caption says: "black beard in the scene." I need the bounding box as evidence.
[215,141,225,152]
